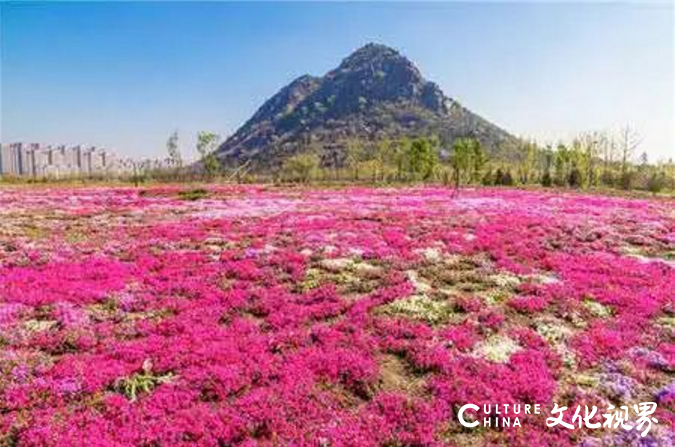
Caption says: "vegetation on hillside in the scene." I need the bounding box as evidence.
[263,126,674,194]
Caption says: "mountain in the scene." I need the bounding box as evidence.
[216,43,518,167]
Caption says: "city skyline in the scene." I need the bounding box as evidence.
[0,142,178,178]
[0,142,119,178]
[1,2,673,160]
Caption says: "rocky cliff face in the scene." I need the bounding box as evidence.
[217,43,518,166]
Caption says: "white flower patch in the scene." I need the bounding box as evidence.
[490,273,522,289]
[526,273,560,285]
[535,319,573,344]
[348,247,365,257]
[318,257,382,276]
[262,244,277,253]
[319,258,354,272]
[379,294,453,324]
[418,247,442,262]
[353,262,382,275]
[627,254,675,268]
[406,270,432,294]
[474,335,522,363]
[583,300,613,318]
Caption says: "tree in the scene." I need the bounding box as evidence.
[618,126,641,176]
[599,131,617,167]
[568,165,582,188]
[517,140,539,184]
[541,146,554,187]
[554,143,570,187]
[481,168,494,186]
[282,152,319,183]
[541,170,552,187]
[568,131,603,188]
[597,131,617,187]
[494,168,504,186]
[470,141,487,183]
[166,131,182,169]
[646,171,665,194]
[600,169,616,188]
[407,137,438,181]
[618,170,635,190]
[663,159,675,191]
[130,160,146,187]
[450,137,480,190]
[345,139,365,181]
[503,170,514,186]
[374,138,406,183]
[373,139,393,182]
[490,167,515,186]
[196,132,221,181]
[392,138,409,181]
[638,152,649,171]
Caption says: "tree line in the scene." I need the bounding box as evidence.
[274,127,673,194]
[2,127,670,194]
[137,128,674,194]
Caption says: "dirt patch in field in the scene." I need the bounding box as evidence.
[377,354,427,396]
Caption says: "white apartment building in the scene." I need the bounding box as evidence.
[0,143,124,178]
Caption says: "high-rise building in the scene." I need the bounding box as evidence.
[0,143,131,178]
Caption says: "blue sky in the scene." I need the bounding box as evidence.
[1,2,673,160]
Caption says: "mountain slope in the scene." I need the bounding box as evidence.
[217,43,518,166]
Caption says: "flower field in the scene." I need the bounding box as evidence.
[0,185,673,446]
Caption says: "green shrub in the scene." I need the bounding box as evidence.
[646,172,666,194]
[178,188,209,201]
[541,170,552,187]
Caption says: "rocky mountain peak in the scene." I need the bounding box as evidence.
[217,43,517,166]
[304,43,442,118]
[335,43,417,74]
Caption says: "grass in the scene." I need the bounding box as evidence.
[177,188,209,201]
[114,369,175,401]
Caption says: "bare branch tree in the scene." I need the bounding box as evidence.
[618,126,641,174]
